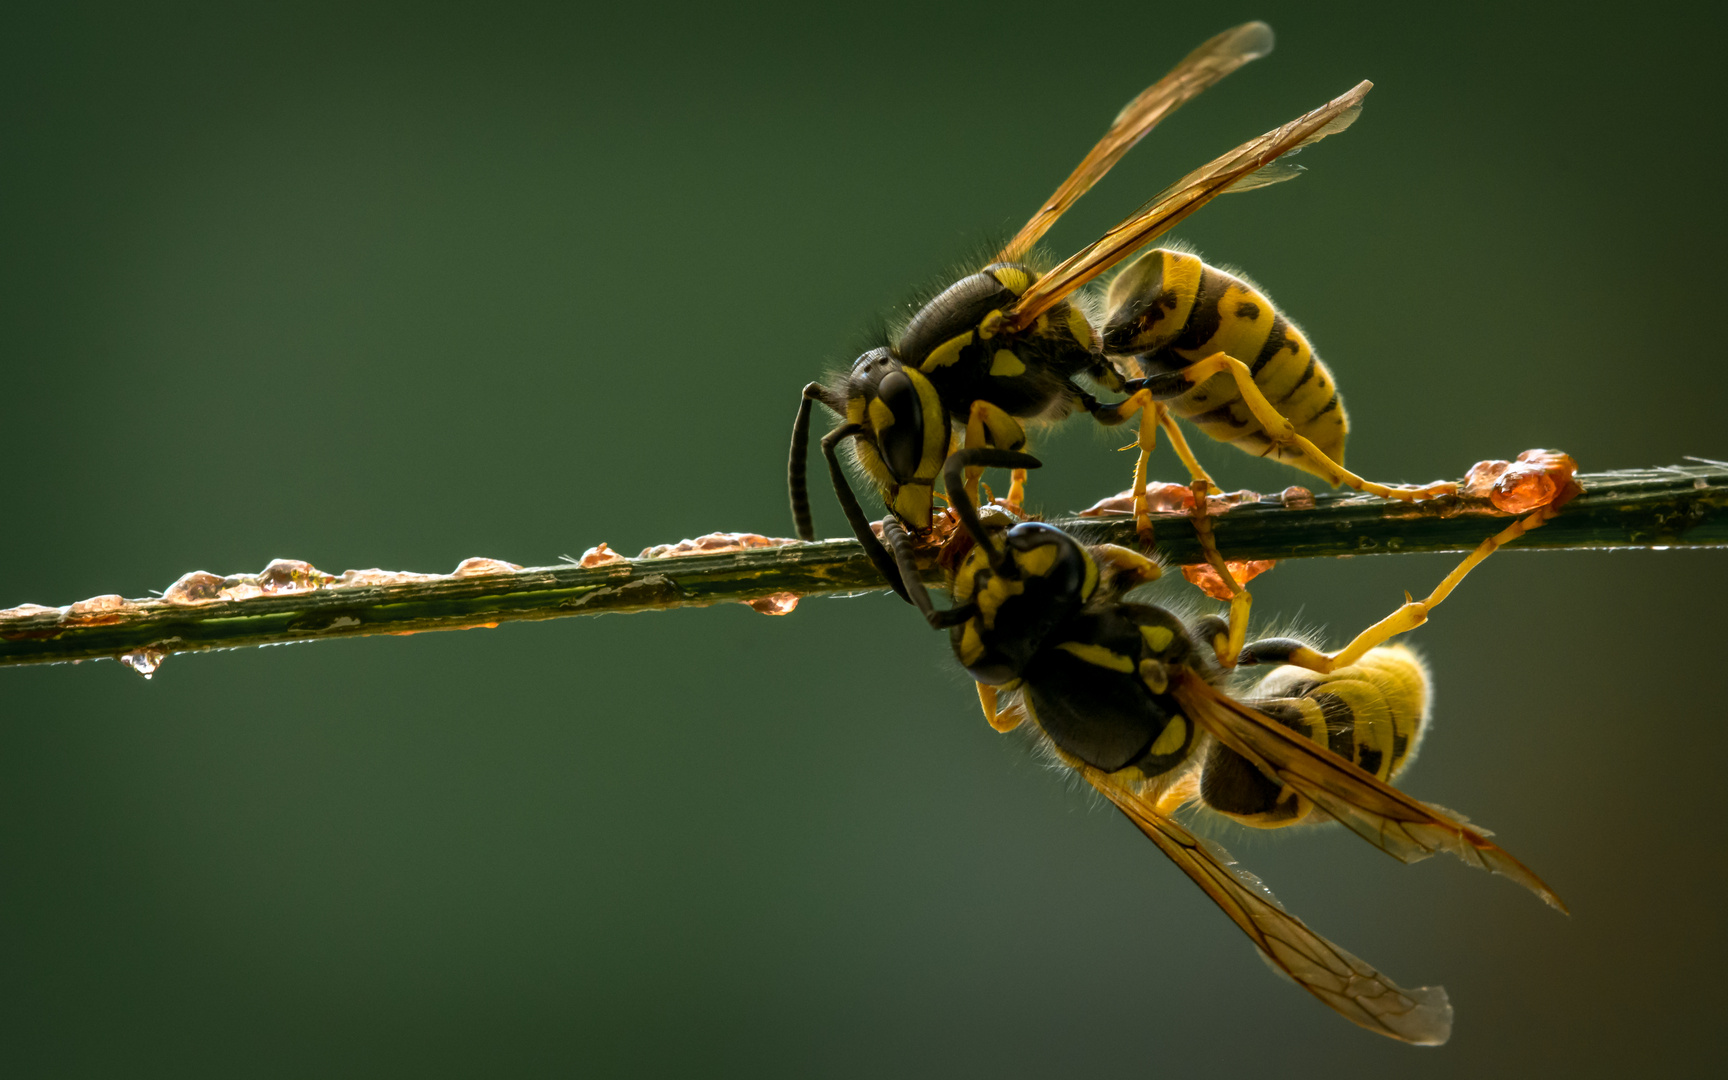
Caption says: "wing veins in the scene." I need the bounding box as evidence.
[996,21,1275,263]
[1084,768,1452,1045]
[1009,80,1373,330]
[1172,671,1567,912]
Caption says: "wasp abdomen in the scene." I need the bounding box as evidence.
[1102,247,1349,476]
[1201,645,1431,828]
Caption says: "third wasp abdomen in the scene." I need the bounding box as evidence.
[1200,645,1431,828]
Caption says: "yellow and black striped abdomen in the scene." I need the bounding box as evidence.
[1101,249,1349,478]
[1200,645,1430,829]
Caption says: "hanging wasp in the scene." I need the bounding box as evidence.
[875,448,1564,1044]
[789,22,1454,602]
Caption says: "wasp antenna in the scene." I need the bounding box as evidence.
[881,517,946,627]
[941,449,1043,576]
[820,423,912,603]
[789,384,824,541]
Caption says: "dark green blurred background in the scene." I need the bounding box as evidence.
[5,1,1727,1075]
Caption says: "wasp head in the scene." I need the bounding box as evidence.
[949,521,1094,683]
[841,347,951,529]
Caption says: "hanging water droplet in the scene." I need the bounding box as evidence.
[118,647,167,679]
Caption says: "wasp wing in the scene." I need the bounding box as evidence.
[1009,80,1371,330]
[1083,767,1452,1045]
[1172,670,1566,911]
[996,21,1275,264]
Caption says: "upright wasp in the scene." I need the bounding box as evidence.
[877,449,1566,1044]
[788,22,1455,601]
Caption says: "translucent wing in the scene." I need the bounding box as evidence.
[1084,767,1453,1045]
[1009,80,1371,330]
[1171,671,1567,911]
[996,21,1275,263]
[1219,159,1305,193]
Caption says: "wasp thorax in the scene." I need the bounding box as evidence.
[897,270,1022,368]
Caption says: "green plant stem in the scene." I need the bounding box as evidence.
[3,463,1724,670]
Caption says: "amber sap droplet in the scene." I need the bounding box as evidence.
[451,557,524,577]
[577,543,628,568]
[639,532,797,559]
[161,571,227,604]
[1464,449,1580,514]
[0,603,61,619]
[1079,483,1195,517]
[119,647,167,679]
[743,592,799,616]
[1180,559,1276,601]
[1079,483,1264,518]
[256,559,334,594]
[63,594,138,625]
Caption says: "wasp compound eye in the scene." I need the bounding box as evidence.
[873,369,925,484]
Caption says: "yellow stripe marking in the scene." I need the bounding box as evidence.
[920,330,972,371]
[1149,715,1187,756]
[906,369,947,480]
[1066,305,1096,348]
[990,349,1025,378]
[992,266,1031,295]
[977,575,1025,628]
[867,397,895,434]
[1140,625,1174,653]
[1055,641,1134,672]
[959,621,985,667]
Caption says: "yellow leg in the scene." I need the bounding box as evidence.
[1006,469,1027,515]
[1176,353,1456,502]
[1093,388,1170,547]
[1185,475,1256,669]
[977,683,1021,732]
[1260,500,1568,675]
[1130,395,1158,544]
[1157,408,1220,494]
[961,401,1029,509]
[963,404,988,503]
[1091,543,1163,587]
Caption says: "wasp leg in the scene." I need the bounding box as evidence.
[1184,482,1256,669]
[1240,498,1573,673]
[1156,406,1220,493]
[1090,542,1163,586]
[1133,354,1457,502]
[1006,468,1028,514]
[978,682,1026,732]
[960,401,1030,512]
[1083,388,1168,545]
[1089,390,1247,658]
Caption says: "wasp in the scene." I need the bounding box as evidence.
[875,448,1565,1044]
[789,23,1453,601]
